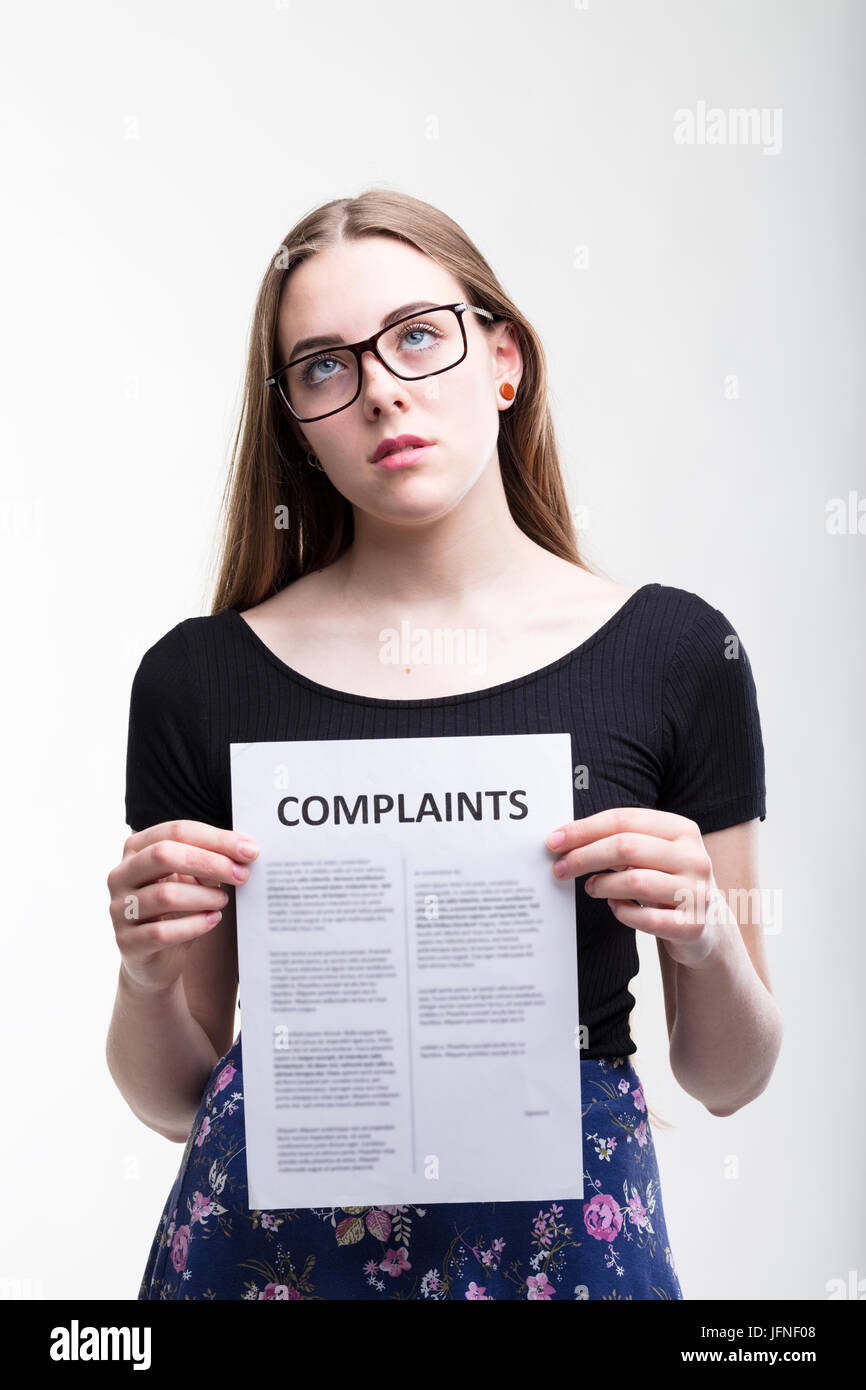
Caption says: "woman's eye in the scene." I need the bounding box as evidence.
[304,356,342,383]
[399,324,442,349]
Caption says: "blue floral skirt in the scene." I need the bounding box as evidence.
[138,1032,683,1300]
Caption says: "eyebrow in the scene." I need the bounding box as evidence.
[287,301,442,361]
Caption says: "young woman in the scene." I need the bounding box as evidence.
[106,188,781,1301]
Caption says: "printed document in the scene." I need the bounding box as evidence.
[229,733,582,1209]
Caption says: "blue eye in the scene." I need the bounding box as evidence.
[301,355,346,387]
[397,322,444,352]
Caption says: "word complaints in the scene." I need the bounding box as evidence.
[277,788,530,828]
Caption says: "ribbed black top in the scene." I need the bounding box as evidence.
[124,581,767,1058]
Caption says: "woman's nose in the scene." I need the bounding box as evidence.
[358,351,409,405]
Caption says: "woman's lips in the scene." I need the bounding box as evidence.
[373,444,434,469]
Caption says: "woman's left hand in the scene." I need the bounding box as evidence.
[546,807,731,969]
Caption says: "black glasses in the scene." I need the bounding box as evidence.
[265,301,495,423]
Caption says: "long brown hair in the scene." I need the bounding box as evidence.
[207,187,600,615]
[205,188,671,1127]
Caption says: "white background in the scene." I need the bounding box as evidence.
[1,0,863,1301]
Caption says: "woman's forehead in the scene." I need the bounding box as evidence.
[276,241,462,344]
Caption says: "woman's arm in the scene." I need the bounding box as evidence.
[657,819,783,1116]
[106,966,222,1143]
[105,822,251,1142]
[548,807,782,1117]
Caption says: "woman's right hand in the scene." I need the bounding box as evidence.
[107,820,259,994]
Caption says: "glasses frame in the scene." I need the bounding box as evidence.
[265,301,495,423]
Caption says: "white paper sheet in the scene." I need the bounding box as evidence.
[229,733,582,1209]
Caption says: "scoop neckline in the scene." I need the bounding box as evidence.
[223,582,659,710]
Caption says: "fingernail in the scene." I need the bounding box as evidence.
[233,864,249,883]
[547,829,566,848]
[553,857,568,877]
[237,840,258,859]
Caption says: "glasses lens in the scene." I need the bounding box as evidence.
[280,346,357,421]
[280,308,465,420]
[378,307,464,378]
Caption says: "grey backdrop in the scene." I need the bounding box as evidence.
[1,0,863,1300]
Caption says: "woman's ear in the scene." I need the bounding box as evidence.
[492,321,523,398]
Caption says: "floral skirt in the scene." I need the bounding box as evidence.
[138,1032,683,1300]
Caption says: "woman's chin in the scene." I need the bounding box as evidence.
[355,482,465,526]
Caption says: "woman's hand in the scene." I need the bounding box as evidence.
[107,820,259,994]
[546,807,729,968]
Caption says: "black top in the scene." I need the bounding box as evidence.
[124,581,767,1058]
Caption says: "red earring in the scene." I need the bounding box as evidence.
[499,382,515,401]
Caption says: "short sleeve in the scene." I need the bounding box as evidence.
[125,622,229,833]
[657,598,767,834]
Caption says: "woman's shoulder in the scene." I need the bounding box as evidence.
[647,583,759,650]
[610,584,762,695]
[635,581,759,640]
[647,581,725,620]
[129,572,339,689]
[128,612,244,711]
[132,609,236,663]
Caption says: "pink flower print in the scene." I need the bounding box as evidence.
[465,1282,490,1299]
[379,1246,411,1278]
[481,1249,494,1266]
[492,1238,506,1253]
[189,1191,213,1225]
[213,1063,236,1096]
[618,1078,630,1094]
[549,1203,563,1217]
[260,1212,282,1231]
[631,1083,646,1113]
[533,1211,552,1246]
[258,1282,301,1299]
[634,1119,648,1148]
[170,1225,190,1272]
[363,1259,379,1276]
[628,1191,649,1229]
[194,1115,211,1147]
[583,1193,623,1243]
[527,1272,554,1299]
